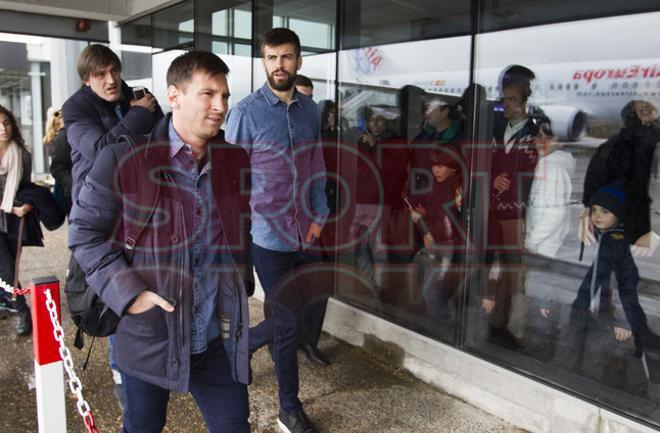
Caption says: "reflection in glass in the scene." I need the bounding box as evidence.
[335,35,471,343]
[152,1,194,49]
[466,11,660,426]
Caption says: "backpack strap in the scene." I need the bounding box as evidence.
[117,134,161,263]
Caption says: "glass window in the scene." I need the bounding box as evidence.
[340,0,470,49]
[121,51,152,81]
[121,15,151,46]
[264,0,337,51]
[212,9,228,36]
[212,40,229,54]
[234,43,252,57]
[152,1,194,49]
[480,0,660,32]
[466,10,660,427]
[335,35,472,344]
[234,9,252,39]
[197,1,253,61]
[290,18,333,50]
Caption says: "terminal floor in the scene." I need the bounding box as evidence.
[0,224,525,433]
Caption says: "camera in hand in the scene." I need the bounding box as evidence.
[132,86,146,100]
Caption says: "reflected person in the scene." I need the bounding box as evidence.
[525,116,575,258]
[410,99,464,192]
[408,145,464,323]
[482,65,539,349]
[572,182,660,357]
[524,117,575,323]
[351,105,407,301]
[580,99,660,256]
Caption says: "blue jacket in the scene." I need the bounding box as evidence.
[68,115,253,391]
[574,225,643,332]
[62,81,163,201]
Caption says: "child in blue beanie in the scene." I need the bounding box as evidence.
[572,181,660,356]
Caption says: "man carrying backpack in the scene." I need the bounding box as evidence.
[69,50,253,432]
[62,44,163,410]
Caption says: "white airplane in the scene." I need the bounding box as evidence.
[338,47,660,142]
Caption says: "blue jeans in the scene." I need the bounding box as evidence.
[108,334,127,413]
[249,243,328,413]
[121,337,249,433]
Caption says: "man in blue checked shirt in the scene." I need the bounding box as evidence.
[225,27,330,433]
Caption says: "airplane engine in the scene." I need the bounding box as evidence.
[539,105,587,142]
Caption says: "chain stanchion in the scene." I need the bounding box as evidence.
[1,276,100,433]
[0,276,30,296]
[44,288,99,433]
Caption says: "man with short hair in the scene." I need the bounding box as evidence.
[69,50,252,432]
[62,43,163,411]
[294,74,313,97]
[63,44,162,202]
[225,28,329,433]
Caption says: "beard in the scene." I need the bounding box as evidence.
[267,69,296,91]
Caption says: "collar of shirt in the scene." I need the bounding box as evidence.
[168,120,189,158]
[504,116,528,153]
[259,82,302,107]
[167,120,211,174]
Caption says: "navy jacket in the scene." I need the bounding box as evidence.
[574,225,643,332]
[68,115,252,391]
[62,81,163,202]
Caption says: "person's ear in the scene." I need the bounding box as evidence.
[296,56,303,71]
[167,85,180,110]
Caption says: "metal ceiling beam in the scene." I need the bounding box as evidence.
[0,0,183,22]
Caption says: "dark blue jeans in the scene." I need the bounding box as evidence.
[121,337,249,433]
[249,243,329,413]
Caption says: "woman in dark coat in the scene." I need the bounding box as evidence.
[0,105,33,335]
[580,99,660,250]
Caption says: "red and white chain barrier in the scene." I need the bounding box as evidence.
[2,276,99,433]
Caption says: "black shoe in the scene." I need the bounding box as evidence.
[16,308,32,336]
[278,409,318,433]
[300,343,330,366]
[0,296,17,313]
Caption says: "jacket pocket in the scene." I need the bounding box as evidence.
[115,306,170,378]
[121,306,168,339]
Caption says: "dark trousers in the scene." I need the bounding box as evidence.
[121,337,249,433]
[484,218,527,340]
[573,279,647,335]
[249,243,331,413]
[0,232,28,312]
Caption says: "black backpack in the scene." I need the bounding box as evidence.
[64,135,160,350]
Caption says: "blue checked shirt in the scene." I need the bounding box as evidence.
[167,121,222,354]
[224,83,329,252]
